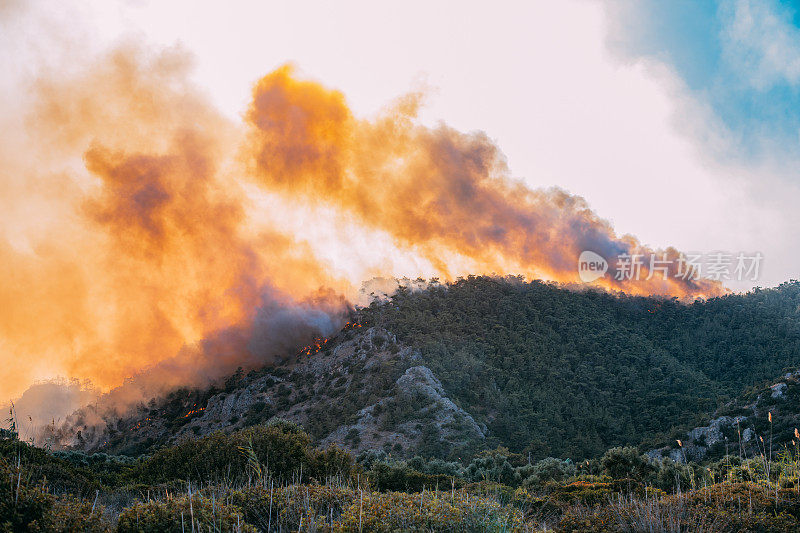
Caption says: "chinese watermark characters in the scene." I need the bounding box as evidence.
[578,251,763,282]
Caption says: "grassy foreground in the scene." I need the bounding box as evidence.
[5,419,800,531]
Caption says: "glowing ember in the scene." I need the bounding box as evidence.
[129,417,152,431]
[299,337,328,357]
[182,407,206,419]
[342,320,362,331]
[297,320,362,357]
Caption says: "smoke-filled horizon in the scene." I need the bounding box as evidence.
[2,45,722,428]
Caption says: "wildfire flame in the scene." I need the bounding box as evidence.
[182,406,206,419]
[299,337,328,357]
[297,320,361,357]
[342,320,362,331]
[129,417,152,432]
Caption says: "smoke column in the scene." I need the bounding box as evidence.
[2,49,721,431]
[1,47,349,412]
[245,65,722,297]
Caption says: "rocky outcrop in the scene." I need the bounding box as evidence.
[649,368,800,463]
[88,326,485,457]
[322,365,485,454]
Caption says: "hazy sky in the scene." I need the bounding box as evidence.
[3,0,799,290]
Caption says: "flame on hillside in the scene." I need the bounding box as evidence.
[297,321,361,357]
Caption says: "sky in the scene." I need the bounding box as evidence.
[1,0,799,291]
[2,0,800,415]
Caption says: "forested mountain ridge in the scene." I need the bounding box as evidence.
[72,276,800,462]
[357,276,800,458]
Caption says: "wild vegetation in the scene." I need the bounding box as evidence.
[360,276,800,458]
[7,417,800,531]
[7,276,800,530]
[75,277,800,465]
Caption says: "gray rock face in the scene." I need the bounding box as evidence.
[95,326,486,457]
[397,366,485,438]
[647,367,800,463]
[649,415,746,462]
[322,364,485,453]
[687,416,737,448]
[771,382,787,399]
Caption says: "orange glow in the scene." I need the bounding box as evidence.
[0,49,348,403]
[298,337,329,357]
[2,51,724,408]
[245,66,724,298]
[182,406,206,419]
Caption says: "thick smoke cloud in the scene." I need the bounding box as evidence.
[1,379,98,442]
[245,66,723,297]
[2,48,349,429]
[4,51,722,438]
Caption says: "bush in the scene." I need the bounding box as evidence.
[465,453,516,485]
[0,458,53,532]
[0,458,108,532]
[407,455,463,477]
[600,446,654,481]
[310,444,356,481]
[135,421,344,484]
[116,494,255,533]
[369,461,459,493]
[521,457,576,487]
[652,457,694,492]
[230,485,356,531]
[46,497,109,533]
[334,489,523,532]
[0,440,104,496]
[231,484,522,532]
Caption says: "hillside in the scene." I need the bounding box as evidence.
[72,325,486,459]
[11,276,800,532]
[650,367,800,463]
[70,276,800,461]
[13,417,800,532]
[357,276,800,458]
[62,277,800,458]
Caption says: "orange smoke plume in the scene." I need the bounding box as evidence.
[1,49,348,407]
[245,65,723,297]
[3,50,724,428]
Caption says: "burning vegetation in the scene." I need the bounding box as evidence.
[181,405,206,419]
[298,337,328,357]
[297,320,361,357]
[297,320,362,357]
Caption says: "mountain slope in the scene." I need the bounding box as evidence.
[75,326,485,458]
[358,276,800,458]
[72,276,800,461]
[650,367,800,463]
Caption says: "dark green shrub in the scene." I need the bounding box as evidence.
[1,458,53,532]
[465,453,517,485]
[521,457,576,487]
[0,440,110,496]
[407,455,463,477]
[46,497,109,533]
[134,420,351,485]
[368,461,458,492]
[230,485,355,531]
[115,495,255,533]
[310,444,355,481]
[600,446,654,480]
[1,454,110,532]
